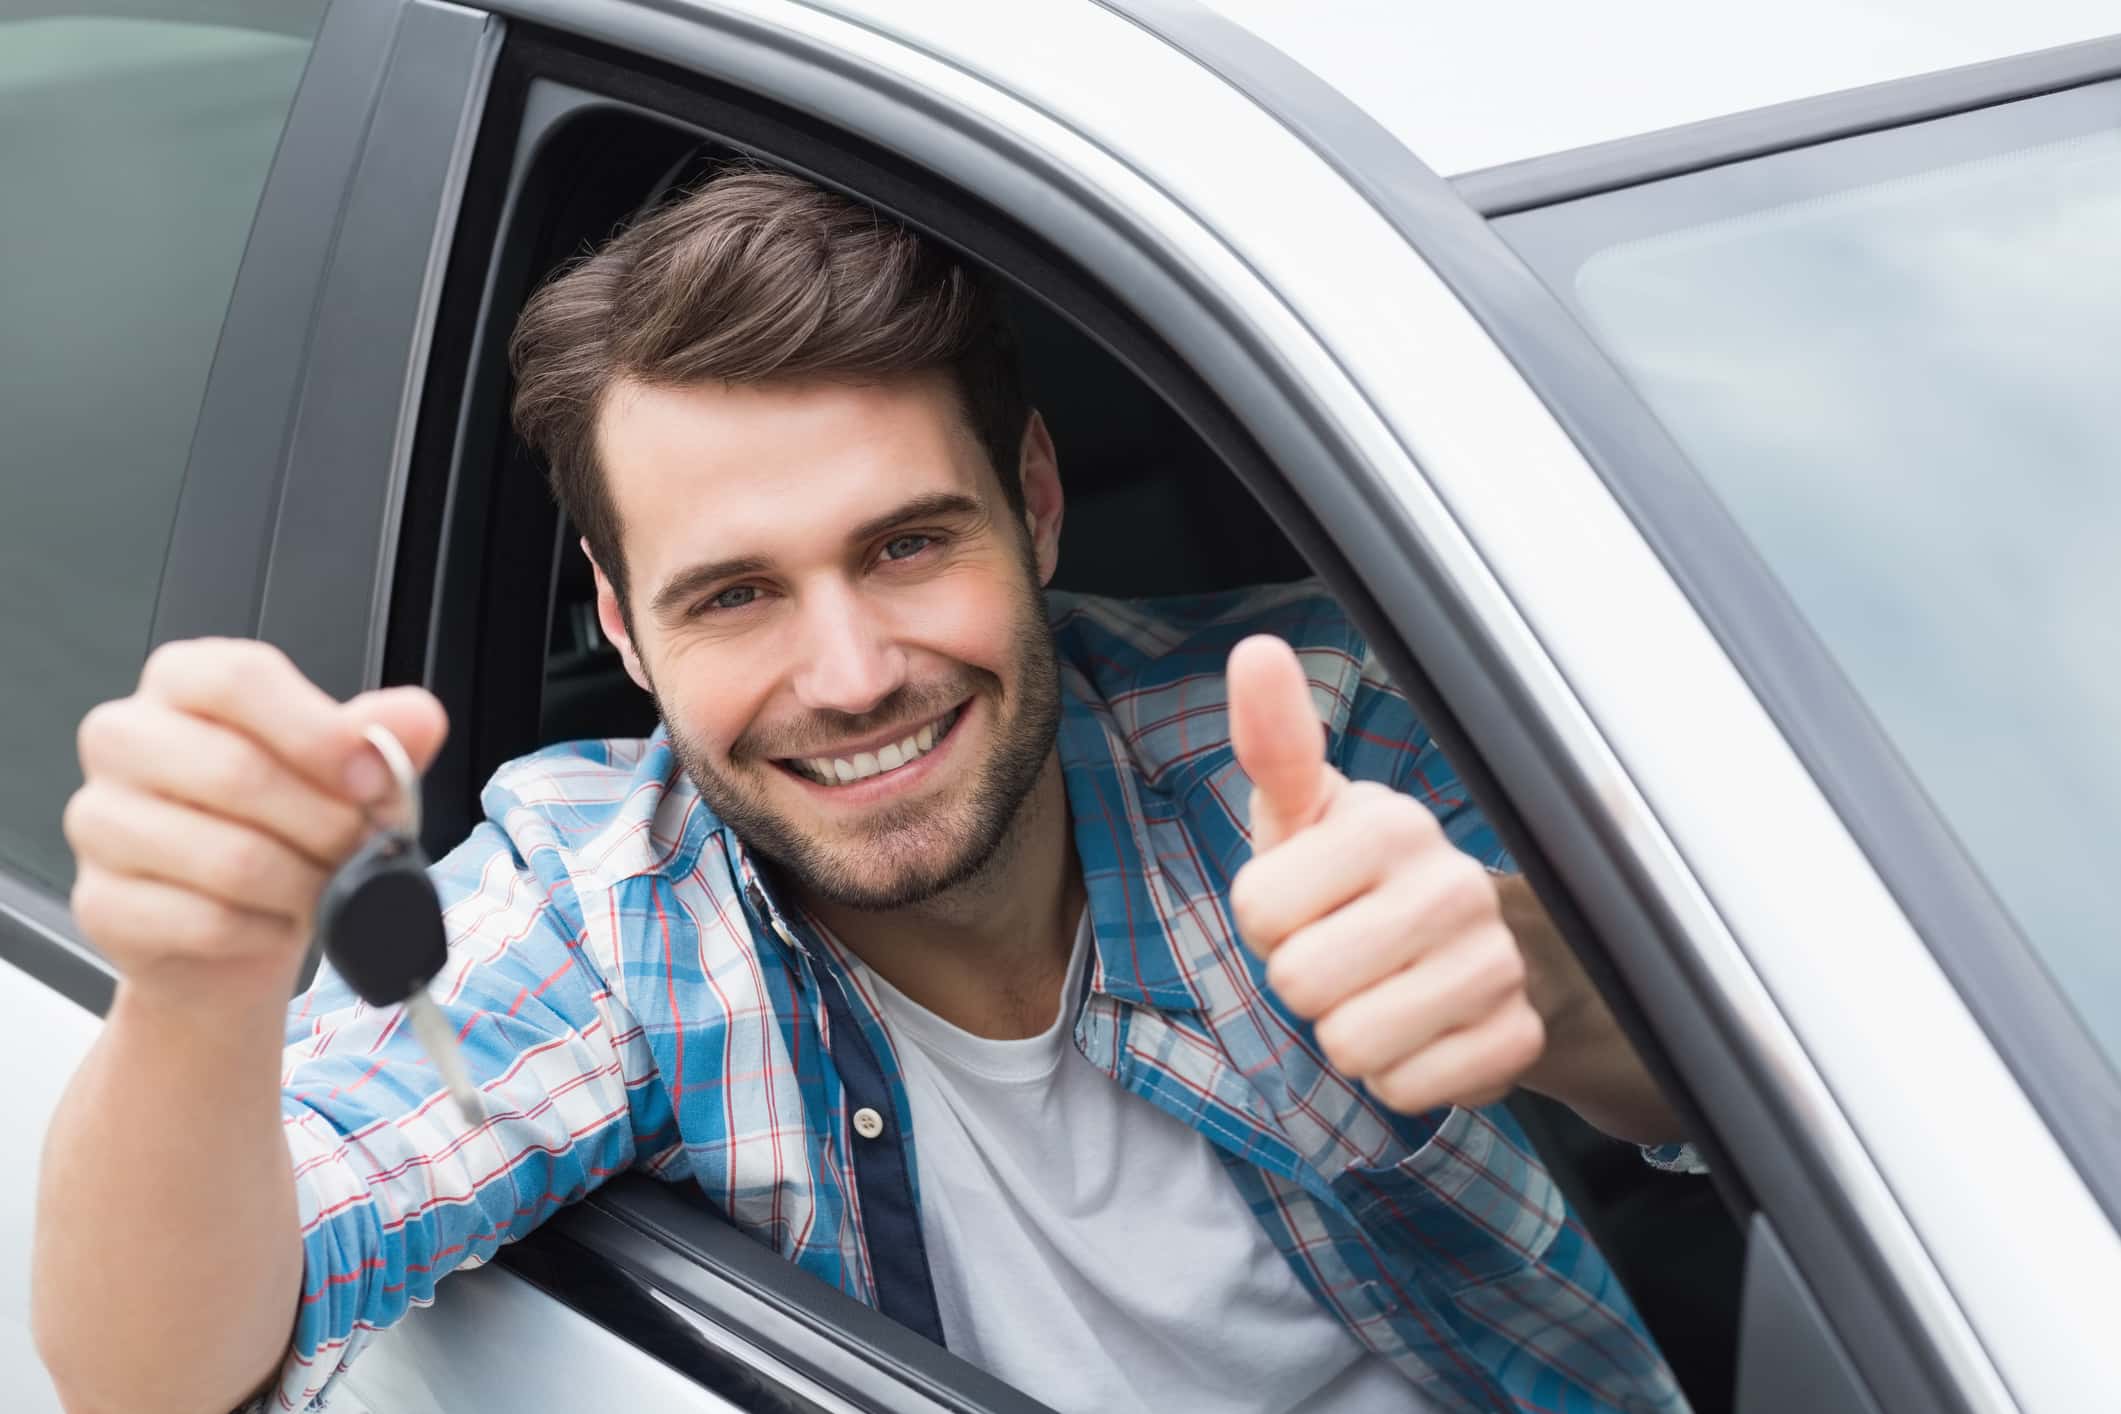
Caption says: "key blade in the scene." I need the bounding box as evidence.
[403,991,484,1126]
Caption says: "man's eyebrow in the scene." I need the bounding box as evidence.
[847,491,984,545]
[648,554,771,622]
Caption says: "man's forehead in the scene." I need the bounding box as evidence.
[595,373,995,574]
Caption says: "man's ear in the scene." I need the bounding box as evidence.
[1017,409,1064,586]
[586,539,653,695]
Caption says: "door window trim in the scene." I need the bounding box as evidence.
[1452,31,2121,216]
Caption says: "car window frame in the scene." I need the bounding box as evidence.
[395,12,1768,1412]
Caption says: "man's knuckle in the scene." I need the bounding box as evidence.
[1430,855,1495,925]
[68,871,114,938]
[206,834,276,901]
[58,787,97,852]
[317,803,368,863]
[1368,793,1431,850]
[206,738,275,803]
[76,699,125,765]
[1229,869,1269,941]
[1500,1004,1546,1070]
[138,639,186,687]
[1475,932,1528,995]
[1373,1066,1429,1114]
[1265,949,1317,1015]
[167,895,239,955]
[1314,1012,1367,1075]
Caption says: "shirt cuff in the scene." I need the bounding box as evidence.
[1640,1141,1710,1174]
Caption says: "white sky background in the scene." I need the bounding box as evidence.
[1198,0,2121,172]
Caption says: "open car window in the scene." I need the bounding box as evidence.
[377,19,1751,1414]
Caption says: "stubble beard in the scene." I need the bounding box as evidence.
[656,569,1063,913]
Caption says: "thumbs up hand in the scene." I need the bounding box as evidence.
[1226,635,1545,1116]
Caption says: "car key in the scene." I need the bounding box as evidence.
[315,725,483,1124]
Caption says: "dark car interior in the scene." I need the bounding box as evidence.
[395,45,1744,1414]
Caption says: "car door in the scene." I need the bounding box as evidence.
[0,1,335,1407]
[1110,9,2121,1413]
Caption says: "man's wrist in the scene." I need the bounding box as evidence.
[1495,874,1591,1051]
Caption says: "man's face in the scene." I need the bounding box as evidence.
[590,370,1066,911]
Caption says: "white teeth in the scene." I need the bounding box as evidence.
[796,707,957,786]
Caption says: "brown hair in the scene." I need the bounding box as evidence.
[508,167,1028,613]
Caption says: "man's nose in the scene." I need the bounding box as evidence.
[788,582,908,718]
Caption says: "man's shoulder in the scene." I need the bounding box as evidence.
[472,729,717,892]
[1048,578,1398,788]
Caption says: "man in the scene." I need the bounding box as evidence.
[34,170,1692,1414]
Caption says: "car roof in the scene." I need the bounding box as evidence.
[1187,0,2120,175]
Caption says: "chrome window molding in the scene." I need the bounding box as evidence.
[1451,31,2121,216]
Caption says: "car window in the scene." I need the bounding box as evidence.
[1495,79,2121,1077]
[0,1,325,893]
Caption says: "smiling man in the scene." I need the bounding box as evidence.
[35,170,1692,1414]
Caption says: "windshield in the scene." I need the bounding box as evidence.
[1496,79,2121,1077]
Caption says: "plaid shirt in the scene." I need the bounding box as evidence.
[271,581,1687,1414]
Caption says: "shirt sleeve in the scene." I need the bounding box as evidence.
[258,817,675,1412]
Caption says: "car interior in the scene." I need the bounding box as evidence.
[391,37,1746,1414]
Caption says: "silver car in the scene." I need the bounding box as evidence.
[4,1,2118,1411]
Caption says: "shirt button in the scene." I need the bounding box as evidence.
[852,1106,885,1140]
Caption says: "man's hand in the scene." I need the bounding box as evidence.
[64,637,448,1012]
[1226,635,1543,1116]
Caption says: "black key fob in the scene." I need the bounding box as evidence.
[318,832,449,1009]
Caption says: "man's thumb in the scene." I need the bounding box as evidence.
[339,687,450,803]
[1228,635,1332,850]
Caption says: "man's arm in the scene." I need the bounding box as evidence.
[36,984,304,1414]
[34,642,665,1414]
[1502,875,1686,1145]
[34,641,445,1414]
[1226,634,1689,1148]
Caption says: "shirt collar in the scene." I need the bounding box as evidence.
[1055,679,1210,1014]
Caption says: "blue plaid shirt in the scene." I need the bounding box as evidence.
[271,581,1687,1414]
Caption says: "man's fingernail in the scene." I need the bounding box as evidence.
[344,750,389,802]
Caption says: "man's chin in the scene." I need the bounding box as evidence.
[768,814,1008,912]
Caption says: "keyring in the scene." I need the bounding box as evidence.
[360,723,422,840]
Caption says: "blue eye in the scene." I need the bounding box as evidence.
[707,585,758,612]
[882,534,932,561]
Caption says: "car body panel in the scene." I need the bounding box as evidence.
[5,1,2117,1411]
[0,959,102,1414]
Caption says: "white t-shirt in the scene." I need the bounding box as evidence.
[861,915,1425,1413]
